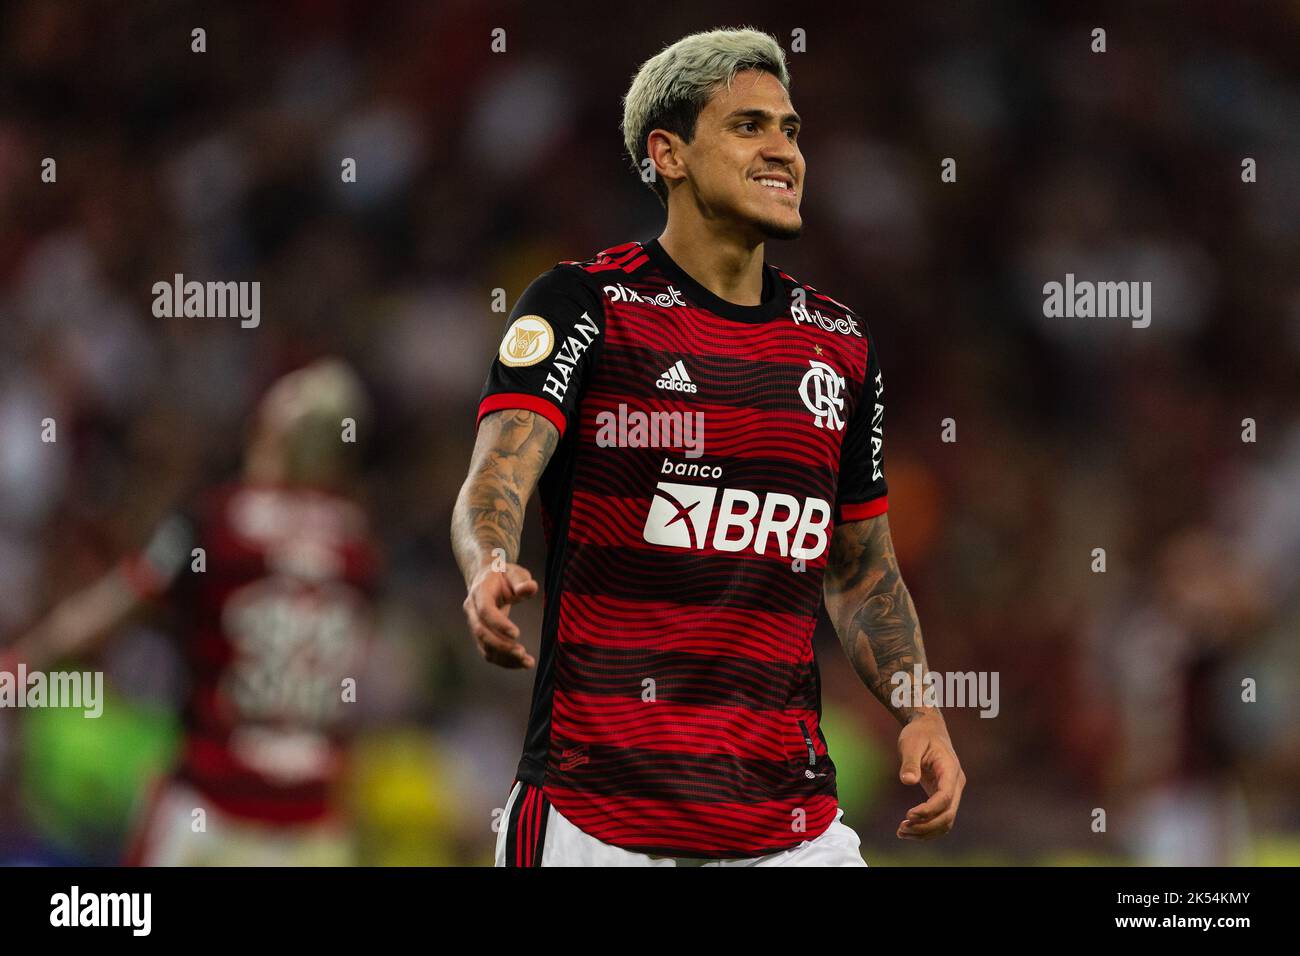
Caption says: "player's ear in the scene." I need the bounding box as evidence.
[646,129,687,190]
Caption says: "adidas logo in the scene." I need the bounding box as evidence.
[655,360,697,394]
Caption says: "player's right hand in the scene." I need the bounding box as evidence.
[463,562,538,669]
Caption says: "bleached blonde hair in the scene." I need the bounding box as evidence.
[621,27,790,206]
[258,358,371,486]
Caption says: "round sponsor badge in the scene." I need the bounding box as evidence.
[498,315,554,367]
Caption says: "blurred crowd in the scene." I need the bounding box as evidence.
[1,0,1297,865]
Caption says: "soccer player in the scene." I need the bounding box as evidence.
[1,359,379,865]
[452,27,965,866]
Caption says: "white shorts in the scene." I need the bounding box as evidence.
[125,779,355,867]
[494,780,867,867]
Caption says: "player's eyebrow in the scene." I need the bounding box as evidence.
[724,108,802,127]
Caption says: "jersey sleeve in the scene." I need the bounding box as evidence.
[835,321,889,522]
[476,266,605,439]
[119,512,196,600]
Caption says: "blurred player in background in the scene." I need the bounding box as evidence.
[453,27,965,866]
[1,358,380,865]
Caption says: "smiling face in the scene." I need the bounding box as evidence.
[665,68,805,240]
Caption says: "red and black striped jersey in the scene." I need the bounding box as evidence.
[123,483,380,823]
[477,238,888,858]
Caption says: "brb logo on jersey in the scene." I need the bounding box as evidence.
[642,481,831,560]
[798,360,846,430]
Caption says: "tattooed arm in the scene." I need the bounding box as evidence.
[823,512,930,724]
[823,511,966,839]
[451,409,559,669]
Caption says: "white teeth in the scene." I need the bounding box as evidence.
[757,178,789,189]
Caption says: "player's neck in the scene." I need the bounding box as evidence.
[656,220,765,306]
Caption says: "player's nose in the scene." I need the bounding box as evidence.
[759,142,798,177]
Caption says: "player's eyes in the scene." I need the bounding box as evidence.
[737,121,798,140]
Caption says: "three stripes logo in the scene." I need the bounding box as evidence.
[504,782,551,868]
[656,359,697,393]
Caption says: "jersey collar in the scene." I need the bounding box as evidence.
[641,237,786,325]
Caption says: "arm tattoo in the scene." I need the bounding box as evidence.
[823,513,930,724]
[451,409,558,587]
